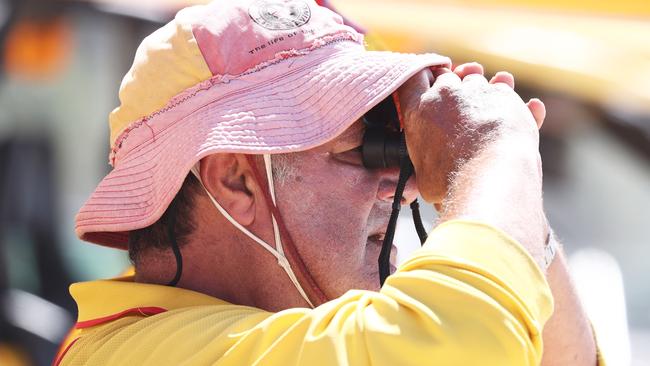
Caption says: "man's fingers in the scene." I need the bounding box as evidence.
[433,67,462,87]
[453,62,484,79]
[462,73,488,84]
[527,98,546,129]
[489,71,515,89]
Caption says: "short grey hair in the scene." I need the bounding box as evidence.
[128,153,298,265]
[271,153,299,185]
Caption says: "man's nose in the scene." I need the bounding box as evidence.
[376,167,419,205]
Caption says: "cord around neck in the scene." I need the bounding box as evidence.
[189,157,326,308]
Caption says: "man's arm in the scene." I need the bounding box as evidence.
[440,137,597,366]
[399,65,599,364]
[542,246,599,365]
[434,85,598,366]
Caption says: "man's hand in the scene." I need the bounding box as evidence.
[397,63,545,203]
[398,64,598,365]
[398,62,549,263]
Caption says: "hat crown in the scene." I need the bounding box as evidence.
[108,0,361,147]
[191,0,360,76]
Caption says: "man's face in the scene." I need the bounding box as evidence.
[273,120,418,298]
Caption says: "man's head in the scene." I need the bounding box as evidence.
[75,0,449,309]
[129,118,417,311]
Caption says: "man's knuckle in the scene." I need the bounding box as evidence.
[435,85,459,100]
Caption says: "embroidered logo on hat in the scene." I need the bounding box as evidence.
[249,0,311,30]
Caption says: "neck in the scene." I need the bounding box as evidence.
[134,234,309,312]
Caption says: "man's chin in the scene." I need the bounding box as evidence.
[360,265,398,292]
[366,236,398,275]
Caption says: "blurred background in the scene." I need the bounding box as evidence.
[0,0,647,365]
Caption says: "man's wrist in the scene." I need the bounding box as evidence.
[441,139,547,264]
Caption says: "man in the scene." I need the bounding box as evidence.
[55,0,601,365]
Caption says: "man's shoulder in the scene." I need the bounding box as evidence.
[69,276,231,326]
[55,277,270,365]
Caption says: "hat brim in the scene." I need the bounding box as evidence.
[76,42,450,248]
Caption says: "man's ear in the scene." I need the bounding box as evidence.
[199,153,258,226]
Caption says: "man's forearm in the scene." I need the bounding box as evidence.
[440,139,548,267]
[398,64,598,363]
[439,141,598,364]
[541,245,598,366]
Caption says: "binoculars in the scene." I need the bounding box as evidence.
[361,96,406,169]
[361,95,427,286]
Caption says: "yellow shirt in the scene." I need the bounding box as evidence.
[57,221,555,365]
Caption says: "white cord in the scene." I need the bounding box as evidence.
[263,155,286,258]
[190,159,314,308]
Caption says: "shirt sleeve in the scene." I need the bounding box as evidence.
[61,220,554,366]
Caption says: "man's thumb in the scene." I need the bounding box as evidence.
[396,68,433,118]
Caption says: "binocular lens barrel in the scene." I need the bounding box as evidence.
[361,95,409,169]
[362,129,404,169]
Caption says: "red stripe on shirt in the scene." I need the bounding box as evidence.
[75,306,167,329]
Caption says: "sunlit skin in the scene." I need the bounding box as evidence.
[269,121,411,299]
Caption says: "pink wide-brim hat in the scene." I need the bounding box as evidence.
[76,0,451,249]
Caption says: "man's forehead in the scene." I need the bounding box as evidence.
[333,119,364,143]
